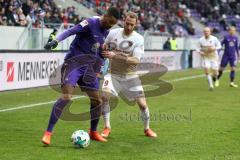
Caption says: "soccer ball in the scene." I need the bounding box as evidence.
[71,130,90,148]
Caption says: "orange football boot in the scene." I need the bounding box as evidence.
[144,128,157,138]
[41,131,52,145]
[101,127,111,138]
[89,130,107,142]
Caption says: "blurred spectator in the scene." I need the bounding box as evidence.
[16,8,27,26]
[47,28,57,43]
[183,0,240,32]
[33,19,41,28]
[163,37,171,50]
[0,16,7,25]
[5,5,17,26]
[0,0,82,29]
[44,11,51,24]
[22,0,32,16]
[170,37,177,51]
[76,0,196,37]
[50,11,61,24]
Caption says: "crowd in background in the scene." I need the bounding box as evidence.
[2,0,240,37]
[182,0,240,31]
[77,0,195,37]
[0,0,196,37]
[0,0,82,28]
[183,0,240,22]
[8,0,240,37]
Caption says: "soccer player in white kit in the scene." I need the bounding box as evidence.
[196,27,221,90]
[100,12,157,138]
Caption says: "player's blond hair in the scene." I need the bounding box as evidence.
[125,12,138,23]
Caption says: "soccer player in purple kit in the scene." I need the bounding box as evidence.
[41,7,120,144]
[216,26,239,87]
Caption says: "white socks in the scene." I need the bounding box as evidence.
[102,101,111,128]
[102,99,151,130]
[141,107,150,130]
[207,74,214,88]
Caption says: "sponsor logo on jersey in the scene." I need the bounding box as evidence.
[80,20,88,27]
[229,41,235,47]
[119,40,134,50]
[107,42,117,51]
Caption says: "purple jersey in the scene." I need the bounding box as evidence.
[57,17,109,90]
[57,17,108,62]
[221,34,239,58]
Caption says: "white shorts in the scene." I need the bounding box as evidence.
[102,74,144,101]
[202,58,219,70]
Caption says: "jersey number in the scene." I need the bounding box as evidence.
[104,80,109,86]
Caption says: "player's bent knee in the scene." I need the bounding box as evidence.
[102,95,110,103]
[139,104,148,111]
[90,98,102,107]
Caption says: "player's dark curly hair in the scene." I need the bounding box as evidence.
[107,7,121,20]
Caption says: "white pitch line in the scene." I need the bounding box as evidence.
[0,70,233,113]
[168,69,233,82]
[168,74,205,82]
[0,96,85,113]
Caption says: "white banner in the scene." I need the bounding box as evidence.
[0,50,185,91]
[141,51,184,71]
[192,50,202,68]
[0,52,66,91]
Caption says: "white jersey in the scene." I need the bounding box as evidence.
[105,28,144,77]
[196,35,221,60]
[105,28,144,60]
[102,28,145,101]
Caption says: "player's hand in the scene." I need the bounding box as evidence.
[102,51,116,59]
[102,43,108,51]
[199,51,206,55]
[44,40,58,50]
[208,46,215,52]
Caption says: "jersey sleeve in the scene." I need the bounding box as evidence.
[133,36,144,60]
[215,37,222,50]
[56,19,90,42]
[105,28,119,44]
[196,38,202,52]
[235,37,239,56]
[104,30,113,44]
[221,36,226,47]
[104,28,120,50]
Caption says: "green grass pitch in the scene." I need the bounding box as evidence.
[0,68,240,160]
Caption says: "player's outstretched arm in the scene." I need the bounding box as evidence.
[215,38,222,50]
[44,20,90,50]
[196,40,206,55]
[235,38,239,58]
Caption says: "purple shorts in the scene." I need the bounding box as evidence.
[61,62,99,91]
[220,54,237,68]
